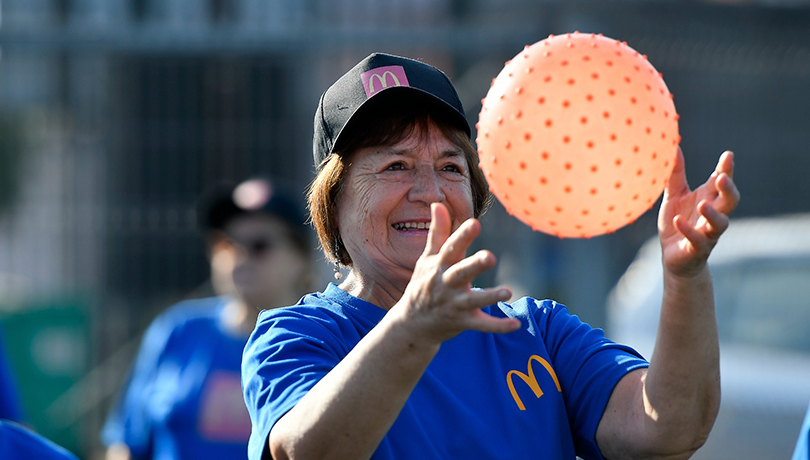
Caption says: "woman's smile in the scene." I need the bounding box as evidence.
[392,220,431,232]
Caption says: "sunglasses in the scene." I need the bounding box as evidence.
[223,234,278,258]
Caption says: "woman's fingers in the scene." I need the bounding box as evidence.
[425,202,482,265]
[425,202,452,256]
[699,199,730,239]
[439,218,481,265]
[446,287,516,332]
[664,147,689,197]
[714,172,740,215]
[706,151,739,215]
[467,309,522,334]
[440,285,512,308]
[672,200,729,256]
[716,150,735,179]
[442,250,497,287]
[672,214,704,249]
[468,286,513,309]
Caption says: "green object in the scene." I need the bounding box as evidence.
[0,297,90,457]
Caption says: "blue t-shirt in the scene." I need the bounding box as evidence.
[242,284,649,460]
[0,420,78,460]
[102,297,252,460]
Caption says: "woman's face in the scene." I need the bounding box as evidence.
[336,120,474,284]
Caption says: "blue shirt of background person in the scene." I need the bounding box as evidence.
[101,178,314,460]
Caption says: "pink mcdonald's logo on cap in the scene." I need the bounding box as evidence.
[361,65,410,98]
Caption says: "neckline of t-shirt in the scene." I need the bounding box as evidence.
[322,283,388,324]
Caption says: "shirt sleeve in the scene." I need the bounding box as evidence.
[241,308,349,460]
[528,298,649,460]
[0,420,80,460]
[101,311,179,458]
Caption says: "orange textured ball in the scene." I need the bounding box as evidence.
[476,32,680,238]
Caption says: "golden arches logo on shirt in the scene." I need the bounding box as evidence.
[506,355,562,411]
[361,65,410,98]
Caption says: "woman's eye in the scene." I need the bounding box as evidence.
[386,162,405,171]
[442,164,462,173]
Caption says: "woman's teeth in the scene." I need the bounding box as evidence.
[393,222,431,231]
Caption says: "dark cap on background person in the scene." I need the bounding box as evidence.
[198,178,309,252]
[312,52,470,169]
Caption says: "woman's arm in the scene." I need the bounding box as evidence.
[268,306,439,460]
[597,149,740,459]
[268,203,519,460]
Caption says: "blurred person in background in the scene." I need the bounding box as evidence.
[102,178,315,460]
[241,53,740,459]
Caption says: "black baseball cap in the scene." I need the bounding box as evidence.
[198,178,306,233]
[312,52,470,168]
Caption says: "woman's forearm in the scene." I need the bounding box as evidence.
[599,265,721,460]
[269,311,439,460]
[645,265,721,453]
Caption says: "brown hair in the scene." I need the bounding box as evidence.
[307,98,491,266]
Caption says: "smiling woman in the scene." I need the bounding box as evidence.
[240,52,740,460]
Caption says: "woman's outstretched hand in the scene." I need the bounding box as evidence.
[396,202,520,344]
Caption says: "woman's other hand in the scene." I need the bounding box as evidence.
[658,149,740,278]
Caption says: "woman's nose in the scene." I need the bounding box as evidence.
[408,167,445,204]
